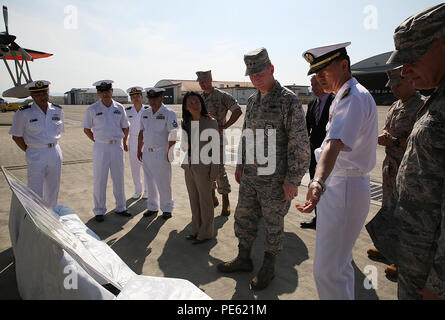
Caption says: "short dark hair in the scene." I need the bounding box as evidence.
[334,54,352,74]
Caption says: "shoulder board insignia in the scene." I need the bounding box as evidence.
[126,106,132,110]
[144,106,149,109]
[19,105,31,111]
[341,88,351,100]
[53,104,62,109]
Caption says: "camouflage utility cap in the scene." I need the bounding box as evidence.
[244,47,271,76]
[387,3,445,64]
[196,70,212,82]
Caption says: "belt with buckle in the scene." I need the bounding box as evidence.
[331,168,367,177]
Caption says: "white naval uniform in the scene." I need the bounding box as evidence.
[9,102,65,208]
[82,99,130,216]
[140,104,178,213]
[126,105,149,195]
[314,77,378,300]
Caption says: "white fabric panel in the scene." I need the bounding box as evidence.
[3,167,212,300]
[116,275,211,300]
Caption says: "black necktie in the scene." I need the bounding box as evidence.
[314,99,321,124]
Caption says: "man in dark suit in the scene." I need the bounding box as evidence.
[300,76,334,229]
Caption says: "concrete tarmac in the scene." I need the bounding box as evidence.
[0,104,397,300]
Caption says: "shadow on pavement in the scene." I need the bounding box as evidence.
[108,214,167,274]
[85,197,147,240]
[158,218,309,300]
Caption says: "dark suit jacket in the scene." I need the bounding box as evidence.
[306,93,334,150]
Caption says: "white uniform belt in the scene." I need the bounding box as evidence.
[96,140,120,144]
[330,168,368,177]
[144,146,164,152]
[28,143,58,149]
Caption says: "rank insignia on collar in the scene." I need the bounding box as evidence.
[341,88,351,100]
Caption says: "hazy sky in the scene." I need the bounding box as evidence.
[0,0,442,97]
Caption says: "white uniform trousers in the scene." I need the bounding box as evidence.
[128,136,148,194]
[313,174,370,300]
[142,148,174,212]
[93,142,126,215]
[26,144,63,208]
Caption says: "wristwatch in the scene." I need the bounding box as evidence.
[393,137,400,147]
[309,178,326,194]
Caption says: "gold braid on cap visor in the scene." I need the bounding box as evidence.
[310,52,342,70]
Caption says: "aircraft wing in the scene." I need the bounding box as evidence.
[4,48,53,60]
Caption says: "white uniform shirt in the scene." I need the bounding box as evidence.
[140,104,178,149]
[315,77,378,173]
[126,105,148,137]
[82,100,129,143]
[9,102,65,148]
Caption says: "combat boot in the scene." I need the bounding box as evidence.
[250,251,276,290]
[217,247,253,273]
[385,264,398,278]
[212,188,219,208]
[367,247,385,260]
[221,194,231,216]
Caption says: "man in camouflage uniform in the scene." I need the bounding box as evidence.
[196,70,243,216]
[217,48,310,290]
[366,3,445,300]
[367,67,425,277]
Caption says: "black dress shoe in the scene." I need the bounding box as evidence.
[192,238,210,245]
[186,235,197,241]
[115,210,131,217]
[162,212,172,220]
[143,210,158,217]
[300,217,316,229]
[95,215,105,222]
